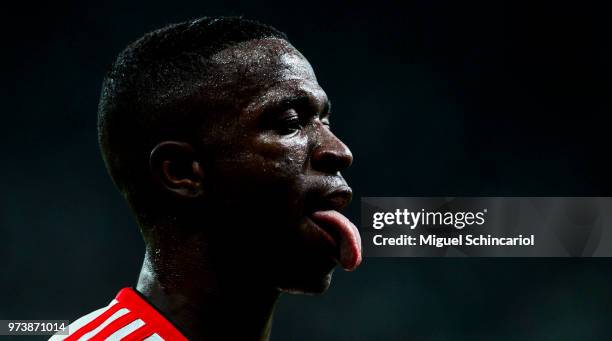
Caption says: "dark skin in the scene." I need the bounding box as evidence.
[136,38,358,341]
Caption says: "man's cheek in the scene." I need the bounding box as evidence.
[238,141,306,182]
[254,132,308,160]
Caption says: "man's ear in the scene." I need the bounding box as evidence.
[149,141,205,198]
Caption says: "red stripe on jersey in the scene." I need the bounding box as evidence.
[65,302,123,341]
[115,288,188,341]
[88,311,137,341]
[121,324,155,341]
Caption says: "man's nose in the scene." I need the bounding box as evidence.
[311,129,353,174]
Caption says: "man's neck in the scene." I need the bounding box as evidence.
[135,247,280,341]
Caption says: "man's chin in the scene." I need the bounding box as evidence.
[276,269,335,295]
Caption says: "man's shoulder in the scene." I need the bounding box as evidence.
[48,300,119,340]
[48,288,186,341]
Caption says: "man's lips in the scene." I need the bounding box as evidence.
[308,210,362,271]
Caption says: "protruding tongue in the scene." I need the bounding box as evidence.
[310,210,362,271]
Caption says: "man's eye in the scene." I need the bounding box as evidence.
[277,116,302,134]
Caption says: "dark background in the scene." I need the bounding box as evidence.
[3,1,612,340]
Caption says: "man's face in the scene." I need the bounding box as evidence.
[198,38,361,293]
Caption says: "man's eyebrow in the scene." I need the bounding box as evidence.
[262,93,331,116]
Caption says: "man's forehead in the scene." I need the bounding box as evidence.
[208,38,318,86]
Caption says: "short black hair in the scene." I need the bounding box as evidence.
[97,17,288,206]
